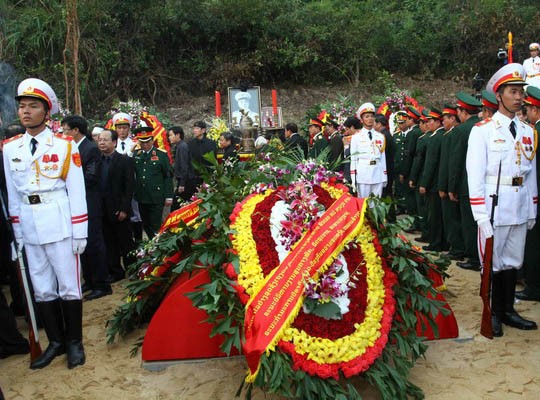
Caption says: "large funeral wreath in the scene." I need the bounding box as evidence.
[107,150,450,400]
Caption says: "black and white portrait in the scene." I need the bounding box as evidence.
[228,87,261,127]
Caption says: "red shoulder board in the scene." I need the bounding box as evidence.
[54,133,73,141]
[475,118,492,127]
[2,134,23,145]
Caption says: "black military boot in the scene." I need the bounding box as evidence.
[62,299,85,369]
[500,269,538,330]
[30,299,65,369]
[491,272,504,337]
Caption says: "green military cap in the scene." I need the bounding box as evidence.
[442,104,458,116]
[406,106,422,120]
[395,110,408,123]
[524,86,540,107]
[420,109,430,121]
[133,126,154,142]
[481,90,498,110]
[427,107,442,120]
[456,91,482,112]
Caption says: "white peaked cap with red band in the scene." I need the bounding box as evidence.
[15,78,59,115]
[112,112,133,127]
[486,63,527,94]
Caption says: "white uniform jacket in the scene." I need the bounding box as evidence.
[116,137,136,156]
[3,128,88,245]
[466,112,537,227]
[524,56,540,87]
[350,128,387,186]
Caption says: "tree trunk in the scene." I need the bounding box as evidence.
[64,0,81,115]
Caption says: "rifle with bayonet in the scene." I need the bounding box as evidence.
[479,161,501,339]
[0,188,42,361]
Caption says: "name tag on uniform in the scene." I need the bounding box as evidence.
[370,160,377,165]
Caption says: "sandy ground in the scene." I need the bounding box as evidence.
[2,256,540,400]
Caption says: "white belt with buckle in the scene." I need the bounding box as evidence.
[21,190,68,205]
[357,159,378,165]
[486,175,523,186]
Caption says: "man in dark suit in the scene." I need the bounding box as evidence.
[0,130,29,359]
[97,129,136,280]
[324,118,344,171]
[62,116,111,300]
[0,126,25,315]
[284,122,308,158]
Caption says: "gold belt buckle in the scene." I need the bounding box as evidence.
[512,177,523,186]
[28,195,41,204]
[369,160,377,165]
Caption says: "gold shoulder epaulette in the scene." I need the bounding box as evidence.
[475,118,492,127]
[2,134,23,145]
[156,147,167,153]
[54,133,73,141]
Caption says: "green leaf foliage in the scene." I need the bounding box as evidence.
[2,0,539,115]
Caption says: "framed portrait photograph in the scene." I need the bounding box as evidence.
[228,86,261,127]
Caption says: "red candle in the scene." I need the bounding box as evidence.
[272,89,278,116]
[215,91,222,117]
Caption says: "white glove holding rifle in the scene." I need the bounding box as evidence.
[477,217,493,239]
[11,237,23,261]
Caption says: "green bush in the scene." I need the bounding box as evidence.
[1,0,539,116]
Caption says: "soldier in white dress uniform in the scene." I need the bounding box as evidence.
[350,102,387,198]
[466,63,538,337]
[2,78,88,368]
[113,112,136,156]
[523,42,540,88]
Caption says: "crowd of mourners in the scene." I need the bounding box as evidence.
[2,46,540,386]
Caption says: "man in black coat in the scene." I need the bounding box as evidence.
[284,122,308,159]
[168,126,196,208]
[0,126,25,315]
[0,132,29,359]
[97,129,136,281]
[323,118,344,171]
[62,116,111,300]
[187,121,217,187]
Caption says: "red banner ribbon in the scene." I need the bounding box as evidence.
[160,199,202,233]
[243,194,366,379]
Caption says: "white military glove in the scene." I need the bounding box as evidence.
[72,238,87,255]
[528,219,536,230]
[477,217,493,239]
[11,242,18,261]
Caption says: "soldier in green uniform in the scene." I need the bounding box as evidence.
[307,118,327,158]
[517,86,540,300]
[409,110,430,242]
[419,108,447,251]
[438,105,465,259]
[393,111,409,213]
[447,92,483,270]
[401,107,423,231]
[133,128,174,239]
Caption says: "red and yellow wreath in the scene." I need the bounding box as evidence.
[228,180,397,381]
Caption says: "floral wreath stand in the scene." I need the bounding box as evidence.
[141,194,458,369]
